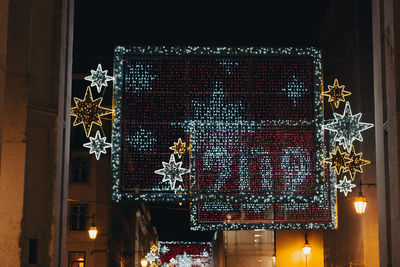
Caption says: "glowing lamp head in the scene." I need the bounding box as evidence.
[88,225,98,240]
[303,242,311,255]
[77,257,84,267]
[140,258,148,267]
[354,194,367,215]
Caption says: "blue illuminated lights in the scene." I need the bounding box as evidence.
[127,127,156,153]
[324,101,374,152]
[281,75,309,104]
[84,63,114,93]
[83,130,111,160]
[154,154,190,190]
[126,63,157,93]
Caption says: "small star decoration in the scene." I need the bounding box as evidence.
[71,86,113,137]
[336,176,356,197]
[145,250,157,264]
[325,146,351,175]
[150,244,158,253]
[154,154,190,189]
[169,138,186,158]
[323,78,351,108]
[84,63,114,93]
[83,130,111,160]
[324,101,374,152]
[345,145,371,180]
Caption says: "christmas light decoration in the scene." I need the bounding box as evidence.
[344,145,371,180]
[324,101,373,152]
[151,244,159,253]
[324,146,351,175]
[127,63,157,93]
[154,154,190,190]
[127,126,157,153]
[281,75,309,104]
[111,46,335,230]
[84,63,114,93]
[336,176,356,197]
[145,251,158,265]
[83,130,112,160]
[158,241,212,267]
[322,78,351,108]
[71,86,113,137]
[169,138,186,159]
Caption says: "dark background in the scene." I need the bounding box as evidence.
[72,0,331,242]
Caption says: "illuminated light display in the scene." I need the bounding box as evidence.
[154,154,190,190]
[344,145,371,180]
[127,126,157,153]
[324,146,351,175]
[322,78,351,108]
[145,250,158,265]
[158,241,212,267]
[111,46,336,229]
[324,101,373,152]
[128,62,158,93]
[112,46,327,204]
[336,176,356,197]
[169,138,187,159]
[71,86,113,137]
[84,63,114,93]
[83,130,112,160]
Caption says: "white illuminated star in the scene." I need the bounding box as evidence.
[154,154,190,189]
[336,176,356,197]
[159,245,170,254]
[324,101,373,152]
[84,64,114,93]
[145,250,157,264]
[83,130,111,160]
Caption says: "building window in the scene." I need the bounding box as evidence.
[69,205,87,231]
[68,251,86,267]
[71,158,88,183]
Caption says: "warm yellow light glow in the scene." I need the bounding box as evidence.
[323,78,351,108]
[354,194,367,214]
[71,86,113,137]
[88,225,98,240]
[303,243,311,255]
[140,258,148,267]
[77,257,84,267]
[169,138,186,158]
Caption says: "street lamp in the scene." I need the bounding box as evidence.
[88,214,98,240]
[140,258,148,267]
[302,232,311,255]
[354,180,375,215]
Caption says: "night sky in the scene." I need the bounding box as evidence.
[72,0,331,242]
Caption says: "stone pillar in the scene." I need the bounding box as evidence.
[372,0,400,266]
[0,0,73,266]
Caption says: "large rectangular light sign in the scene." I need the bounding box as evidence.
[112,47,328,208]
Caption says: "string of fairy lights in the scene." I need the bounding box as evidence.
[70,46,374,232]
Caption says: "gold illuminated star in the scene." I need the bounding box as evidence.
[325,146,351,175]
[323,79,351,108]
[169,138,186,158]
[71,86,113,137]
[344,145,371,180]
[150,244,158,253]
